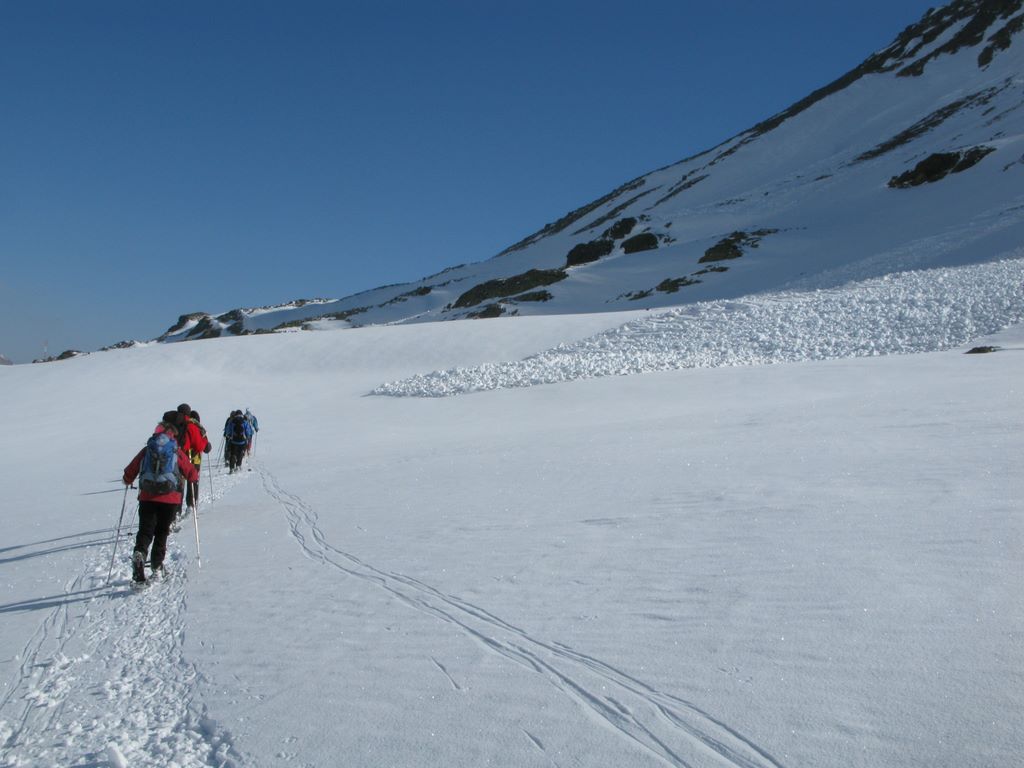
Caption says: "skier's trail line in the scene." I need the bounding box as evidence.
[0,466,247,768]
[259,464,784,768]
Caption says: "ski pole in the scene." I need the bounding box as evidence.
[106,485,130,585]
[193,495,202,569]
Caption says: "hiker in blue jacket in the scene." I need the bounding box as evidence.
[224,410,252,473]
[244,408,259,454]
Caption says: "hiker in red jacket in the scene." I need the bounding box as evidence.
[175,403,211,512]
[123,412,199,584]
[175,403,210,456]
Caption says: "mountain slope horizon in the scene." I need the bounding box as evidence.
[56,0,1024,356]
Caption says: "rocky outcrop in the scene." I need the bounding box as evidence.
[451,269,568,310]
[33,350,85,363]
[699,230,779,263]
[888,146,996,187]
[621,233,660,254]
[566,239,614,267]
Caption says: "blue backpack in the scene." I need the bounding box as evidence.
[139,432,180,495]
[229,415,248,445]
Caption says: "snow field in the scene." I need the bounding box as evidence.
[0,266,1021,767]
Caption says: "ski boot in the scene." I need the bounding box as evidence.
[131,551,147,585]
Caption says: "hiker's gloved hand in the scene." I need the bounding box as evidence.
[204,444,212,453]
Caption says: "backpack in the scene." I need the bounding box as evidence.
[139,432,181,495]
[231,416,247,443]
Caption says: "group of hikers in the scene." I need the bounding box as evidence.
[121,405,259,584]
[223,409,258,473]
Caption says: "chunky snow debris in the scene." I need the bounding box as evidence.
[372,258,1024,397]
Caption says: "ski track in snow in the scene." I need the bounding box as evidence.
[259,464,785,768]
[0,463,250,768]
[372,258,1024,397]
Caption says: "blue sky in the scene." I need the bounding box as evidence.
[0,0,937,363]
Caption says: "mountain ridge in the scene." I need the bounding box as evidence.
[37,0,1024,359]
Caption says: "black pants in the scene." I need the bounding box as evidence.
[134,500,178,568]
[227,442,246,471]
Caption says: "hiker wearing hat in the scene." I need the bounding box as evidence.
[122,411,199,584]
[175,403,211,511]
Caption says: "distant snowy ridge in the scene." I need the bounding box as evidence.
[372,256,1024,397]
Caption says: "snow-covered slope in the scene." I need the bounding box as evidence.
[374,257,1024,396]
[149,0,1024,346]
[0,265,1020,766]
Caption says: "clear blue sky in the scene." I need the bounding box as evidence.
[0,0,937,363]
